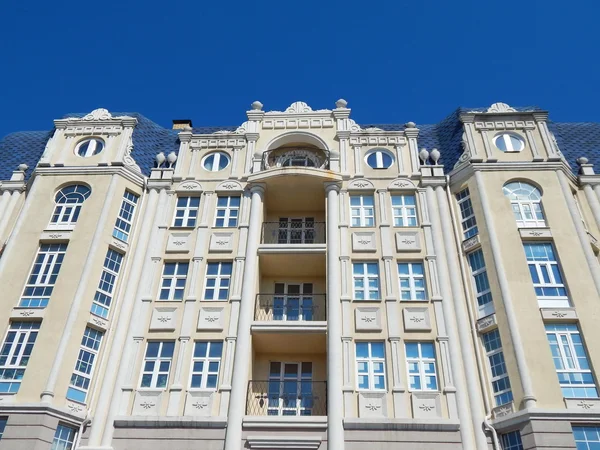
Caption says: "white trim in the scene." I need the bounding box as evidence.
[202,152,231,172]
[350,195,375,227]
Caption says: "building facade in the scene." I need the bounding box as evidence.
[0,100,600,449]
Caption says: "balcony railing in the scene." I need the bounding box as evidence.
[261,222,326,244]
[262,147,330,171]
[255,294,326,321]
[246,380,327,416]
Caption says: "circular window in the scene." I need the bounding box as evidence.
[365,149,394,169]
[75,138,104,157]
[494,133,524,152]
[202,152,231,172]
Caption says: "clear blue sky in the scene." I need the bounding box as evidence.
[1,0,598,138]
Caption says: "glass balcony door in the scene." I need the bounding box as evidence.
[278,218,315,244]
[268,362,313,416]
[273,283,313,321]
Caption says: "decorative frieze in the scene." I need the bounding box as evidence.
[388,178,416,190]
[395,231,421,252]
[216,180,243,193]
[175,180,203,193]
[149,307,177,331]
[473,120,536,131]
[355,307,382,331]
[40,230,72,242]
[88,313,109,332]
[198,307,225,331]
[352,232,377,252]
[492,402,514,418]
[166,232,191,253]
[411,392,441,419]
[10,307,45,321]
[184,391,214,417]
[461,234,481,252]
[132,390,162,416]
[519,227,552,239]
[209,232,234,253]
[358,392,387,418]
[403,307,431,331]
[565,398,600,411]
[540,308,578,321]
[262,117,335,130]
[476,314,497,333]
[348,179,375,191]
[110,238,128,253]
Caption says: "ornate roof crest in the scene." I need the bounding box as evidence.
[265,101,330,115]
[486,102,517,113]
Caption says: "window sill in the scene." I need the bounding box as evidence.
[351,299,382,303]
[399,299,430,303]
[170,225,196,230]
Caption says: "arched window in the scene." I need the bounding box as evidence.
[502,181,545,228]
[50,185,91,227]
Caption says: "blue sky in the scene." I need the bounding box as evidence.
[1,0,598,138]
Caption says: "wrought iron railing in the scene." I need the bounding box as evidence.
[254,294,326,321]
[246,380,327,416]
[261,147,330,171]
[261,222,326,244]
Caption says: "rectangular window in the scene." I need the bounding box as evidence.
[467,249,495,317]
[215,196,240,227]
[350,195,375,227]
[204,262,232,300]
[19,243,67,308]
[51,424,77,450]
[140,341,175,389]
[67,327,103,403]
[524,243,569,307]
[398,262,427,300]
[500,431,523,450]
[545,323,598,398]
[406,342,438,391]
[91,249,124,318]
[190,341,223,389]
[573,426,600,449]
[0,322,40,393]
[113,191,139,242]
[352,262,380,300]
[173,196,200,227]
[0,416,7,440]
[159,262,189,301]
[456,188,478,239]
[391,194,417,227]
[482,329,513,406]
[355,342,386,390]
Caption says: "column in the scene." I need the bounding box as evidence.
[325,183,345,450]
[85,188,159,447]
[223,185,264,450]
[557,171,600,296]
[353,145,363,176]
[0,190,22,240]
[425,186,475,450]
[436,186,488,450]
[0,190,11,222]
[474,171,536,408]
[583,184,600,234]
[174,131,192,178]
[41,174,120,403]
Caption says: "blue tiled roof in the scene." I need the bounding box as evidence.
[2,109,600,182]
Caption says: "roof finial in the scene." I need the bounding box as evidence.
[251,101,263,111]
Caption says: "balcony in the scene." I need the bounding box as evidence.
[246,380,327,416]
[255,294,326,322]
[261,221,326,245]
[261,147,329,171]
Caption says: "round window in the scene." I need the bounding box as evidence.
[202,152,231,172]
[494,133,524,152]
[75,138,104,157]
[365,149,394,169]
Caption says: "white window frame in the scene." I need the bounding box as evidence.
[173,196,200,227]
[467,249,495,318]
[19,244,67,308]
[545,324,598,399]
[273,283,315,321]
[391,194,418,227]
[355,342,386,391]
[406,342,438,392]
[214,196,240,228]
[189,341,223,390]
[267,361,314,416]
[398,262,427,301]
[499,431,523,450]
[502,182,546,228]
[524,243,569,308]
[456,188,478,239]
[494,133,524,152]
[0,322,40,394]
[113,191,139,242]
[75,138,104,157]
[139,341,175,389]
[350,195,375,227]
[573,426,600,448]
[91,249,123,319]
[159,262,189,301]
[67,327,103,403]
[482,329,513,406]
[352,262,380,300]
[51,424,77,450]
[49,185,91,229]
[202,152,231,172]
[203,261,232,301]
[365,148,394,169]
